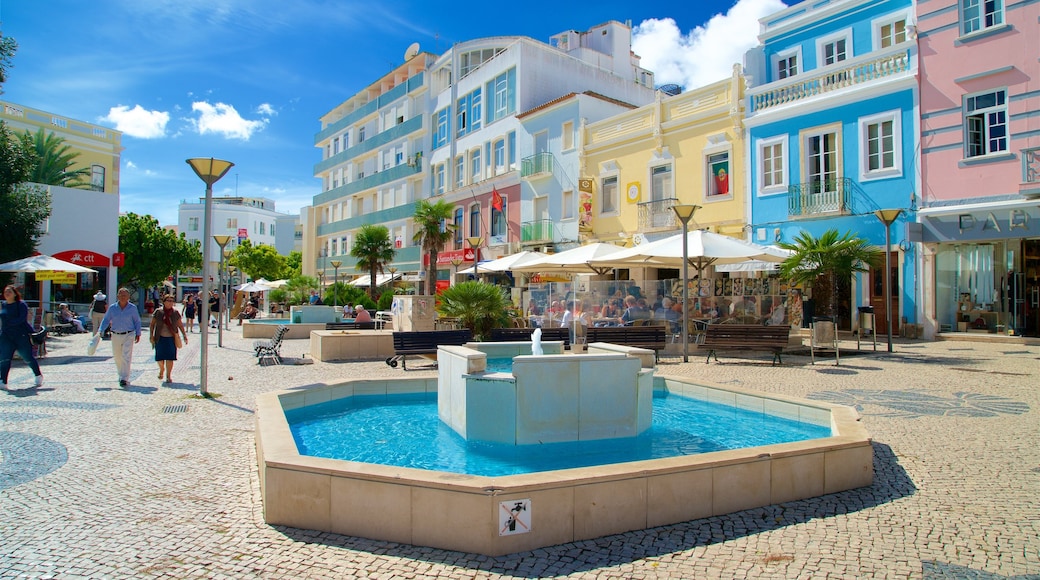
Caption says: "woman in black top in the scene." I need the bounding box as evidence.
[0,285,43,389]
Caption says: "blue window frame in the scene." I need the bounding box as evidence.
[433,108,450,149]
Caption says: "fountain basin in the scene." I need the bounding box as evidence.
[255,368,872,556]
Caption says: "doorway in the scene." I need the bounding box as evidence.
[870,251,899,335]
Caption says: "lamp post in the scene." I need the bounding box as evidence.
[330,260,342,308]
[213,235,232,346]
[672,204,700,362]
[467,236,483,278]
[317,271,325,303]
[874,209,903,353]
[187,157,234,396]
[449,258,462,285]
[226,264,237,330]
[223,249,234,330]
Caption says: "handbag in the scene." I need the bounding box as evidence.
[174,333,183,348]
[30,328,47,346]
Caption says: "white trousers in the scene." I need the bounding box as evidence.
[111,332,136,381]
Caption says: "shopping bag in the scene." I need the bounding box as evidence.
[87,333,101,356]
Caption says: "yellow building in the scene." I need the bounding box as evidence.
[581,64,747,249]
[0,100,122,193]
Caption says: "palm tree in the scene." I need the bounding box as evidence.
[437,281,511,340]
[25,128,91,188]
[412,199,456,295]
[351,224,396,300]
[778,229,881,322]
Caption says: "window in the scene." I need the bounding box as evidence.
[562,121,574,150]
[455,156,465,188]
[965,89,1007,157]
[493,139,506,174]
[650,165,672,201]
[260,222,266,235]
[601,176,618,214]
[859,111,902,177]
[880,19,906,47]
[395,150,404,166]
[188,217,199,232]
[91,165,105,192]
[562,190,574,219]
[774,49,799,80]
[820,35,848,66]
[435,164,446,194]
[469,204,481,237]
[962,0,1003,35]
[358,127,366,142]
[454,208,464,247]
[432,108,449,149]
[485,68,516,124]
[456,89,482,137]
[759,136,787,193]
[707,152,730,196]
[805,130,840,192]
[226,218,238,228]
[470,148,481,182]
[491,202,506,237]
[508,131,516,170]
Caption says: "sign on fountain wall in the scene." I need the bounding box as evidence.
[499,499,531,536]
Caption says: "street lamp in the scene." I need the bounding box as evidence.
[213,236,232,346]
[317,271,325,302]
[449,258,462,285]
[672,204,701,362]
[223,248,234,330]
[467,236,483,278]
[226,264,237,330]
[187,157,234,396]
[330,260,342,308]
[874,209,903,353]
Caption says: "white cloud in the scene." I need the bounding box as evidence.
[101,104,170,139]
[256,103,276,116]
[190,101,268,140]
[633,0,788,90]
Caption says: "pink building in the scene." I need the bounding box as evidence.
[915,0,1040,337]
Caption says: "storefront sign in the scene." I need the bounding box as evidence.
[34,270,78,283]
[53,249,109,267]
[921,204,1040,242]
[424,248,476,267]
[112,253,125,267]
[178,275,205,284]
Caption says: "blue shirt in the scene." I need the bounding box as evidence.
[97,301,142,337]
[0,300,33,337]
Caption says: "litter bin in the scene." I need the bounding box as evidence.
[857,306,875,336]
[801,299,815,328]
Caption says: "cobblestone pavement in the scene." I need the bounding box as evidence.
[1,325,1038,579]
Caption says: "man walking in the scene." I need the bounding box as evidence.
[95,288,142,387]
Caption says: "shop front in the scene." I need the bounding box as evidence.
[919,201,1040,337]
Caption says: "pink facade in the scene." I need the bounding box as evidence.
[917,0,1039,202]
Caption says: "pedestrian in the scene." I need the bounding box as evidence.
[194,294,204,331]
[0,285,44,389]
[183,293,196,333]
[89,291,107,335]
[209,290,221,328]
[95,287,142,387]
[150,294,188,384]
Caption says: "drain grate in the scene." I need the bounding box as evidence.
[162,404,188,414]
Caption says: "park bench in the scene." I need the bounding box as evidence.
[699,324,791,365]
[487,326,571,350]
[386,329,472,370]
[587,325,668,360]
[254,325,289,366]
[325,321,375,330]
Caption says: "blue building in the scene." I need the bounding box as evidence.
[744,0,919,333]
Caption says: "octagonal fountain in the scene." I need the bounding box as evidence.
[255,338,872,556]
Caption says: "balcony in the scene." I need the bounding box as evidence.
[521,152,554,179]
[521,219,554,244]
[788,178,853,217]
[638,197,679,231]
[1021,148,1040,198]
[749,46,912,114]
[314,160,423,206]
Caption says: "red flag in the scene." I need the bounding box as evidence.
[491,188,503,212]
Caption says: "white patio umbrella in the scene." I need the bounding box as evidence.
[236,282,273,292]
[715,246,794,272]
[457,250,547,275]
[0,254,98,273]
[587,230,788,273]
[351,272,401,287]
[511,242,627,275]
[257,278,288,288]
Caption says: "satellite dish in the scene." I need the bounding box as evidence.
[404,42,420,61]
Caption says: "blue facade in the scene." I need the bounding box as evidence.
[745,0,919,330]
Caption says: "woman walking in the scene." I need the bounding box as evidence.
[150,294,188,384]
[183,293,197,333]
[0,285,43,389]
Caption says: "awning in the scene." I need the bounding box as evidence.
[350,272,401,287]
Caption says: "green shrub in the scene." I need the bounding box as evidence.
[437,281,511,341]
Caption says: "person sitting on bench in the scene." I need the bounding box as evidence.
[57,303,87,333]
[236,303,258,325]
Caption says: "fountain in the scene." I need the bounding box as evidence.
[255,341,873,556]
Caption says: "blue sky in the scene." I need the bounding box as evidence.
[1,0,790,227]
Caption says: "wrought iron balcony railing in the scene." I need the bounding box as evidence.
[520,152,554,179]
[521,219,554,243]
[788,178,854,216]
[637,197,679,231]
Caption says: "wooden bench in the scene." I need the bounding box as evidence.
[386,329,472,370]
[325,321,375,330]
[699,324,791,365]
[586,325,668,360]
[487,327,571,350]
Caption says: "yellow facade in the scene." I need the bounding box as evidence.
[581,65,746,245]
[0,100,122,193]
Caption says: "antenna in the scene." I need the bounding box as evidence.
[404,42,421,61]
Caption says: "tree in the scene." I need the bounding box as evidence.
[412,199,456,296]
[778,229,880,321]
[0,34,16,90]
[0,123,49,276]
[282,250,302,279]
[437,281,511,341]
[351,224,396,300]
[229,239,286,282]
[25,128,91,188]
[117,213,202,289]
